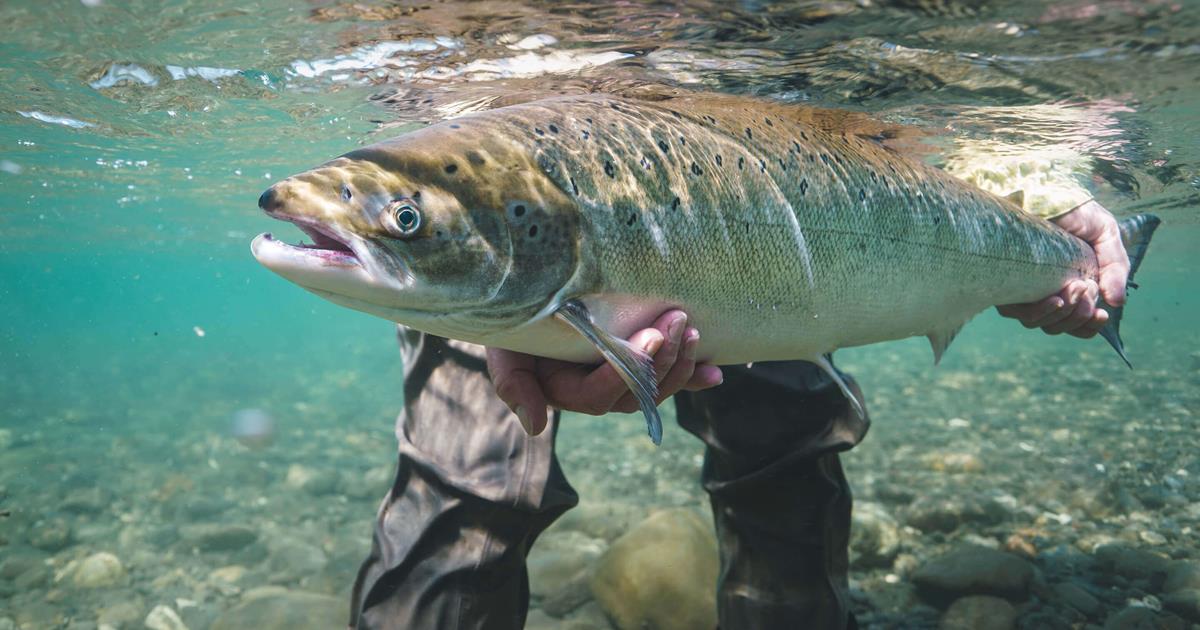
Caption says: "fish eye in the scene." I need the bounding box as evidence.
[386,199,422,237]
[341,184,353,202]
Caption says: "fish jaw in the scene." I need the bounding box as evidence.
[250,232,397,306]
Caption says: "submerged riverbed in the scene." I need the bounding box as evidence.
[1,1,1197,628]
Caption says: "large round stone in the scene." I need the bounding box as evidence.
[211,589,343,630]
[72,552,125,588]
[590,508,717,630]
[912,546,1033,607]
[940,595,1018,630]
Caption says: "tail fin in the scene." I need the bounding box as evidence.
[1098,213,1161,368]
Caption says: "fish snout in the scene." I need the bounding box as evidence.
[258,186,281,213]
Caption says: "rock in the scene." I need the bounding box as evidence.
[145,605,189,630]
[939,595,1017,630]
[1094,544,1170,589]
[905,495,1009,533]
[61,487,111,514]
[96,599,144,626]
[528,531,604,601]
[1164,561,1200,594]
[175,497,232,521]
[541,571,593,618]
[590,508,718,630]
[181,524,257,552]
[13,563,48,589]
[912,547,1034,607]
[72,552,125,588]
[265,538,327,581]
[1163,589,1200,622]
[921,452,984,473]
[551,501,646,542]
[850,502,902,568]
[1103,605,1184,630]
[0,548,47,579]
[30,518,72,551]
[284,465,338,496]
[210,590,344,630]
[1053,581,1101,618]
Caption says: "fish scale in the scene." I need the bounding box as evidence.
[253,92,1160,444]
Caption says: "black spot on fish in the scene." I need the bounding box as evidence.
[444,163,458,174]
[585,117,593,124]
[808,154,815,163]
[604,161,615,178]
[514,204,526,217]
[859,189,866,202]
[658,140,669,153]
[640,156,649,169]
[626,212,637,226]
[671,196,680,211]
[799,179,808,195]
[691,162,703,176]
[529,225,539,238]
[705,115,716,124]
[679,135,686,145]
[759,159,767,173]
[820,154,829,165]
[548,124,559,134]
[765,118,773,127]
[793,141,801,153]
[715,155,723,166]
[836,155,844,165]
[412,191,421,200]
[569,177,579,196]
[738,156,745,170]
[933,216,941,225]
[582,130,590,140]
[779,159,787,171]
[467,151,485,166]
[670,110,682,119]
[449,124,461,129]
[870,171,878,181]
[800,131,808,140]
[535,127,544,136]
[436,230,443,238]
[745,127,753,140]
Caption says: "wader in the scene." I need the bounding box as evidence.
[350,329,869,630]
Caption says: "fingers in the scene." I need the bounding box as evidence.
[997,294,1065,328]
[685,364,724,391]
[486,348,549,436]
[1094,229,1130,307]
[611,315,692,413]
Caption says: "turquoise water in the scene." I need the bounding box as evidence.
[1,1,1197,628]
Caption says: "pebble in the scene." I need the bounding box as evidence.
[210,589,344,630]
[181,523,258,552]
[61,487,111,514]
[30,517,73,551]
[145,604,190,630]
[71,552,125,588]
[912,546,1034,607]
[1094,544,1170,589]
[1053,581,1102,618]
[527,530,603,603]
[96,599,144,627]
[1162,590,1200,623]
[284,464,339,496]
[905,494,1009,533]
[850,501,902,568]
[939,595,1017,630]
[1163,561,1200,593]
[1103,605,1184,630]
[590,508,718,630]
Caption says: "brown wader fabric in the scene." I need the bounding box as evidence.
[351,331,869,630]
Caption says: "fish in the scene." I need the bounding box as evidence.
[251,92,1159,445]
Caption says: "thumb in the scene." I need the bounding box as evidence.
[486,348,549,436]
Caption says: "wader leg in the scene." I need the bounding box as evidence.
[350,329,578,630]
[675,360,870,630]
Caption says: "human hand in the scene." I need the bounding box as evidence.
[486,310,724,436]
[996,199,1130,338]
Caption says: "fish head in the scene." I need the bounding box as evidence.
[251,123,582,339]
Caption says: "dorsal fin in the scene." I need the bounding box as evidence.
[1003,190,1025,209]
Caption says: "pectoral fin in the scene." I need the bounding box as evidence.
[814,354,867,420]
[554,300,663,445]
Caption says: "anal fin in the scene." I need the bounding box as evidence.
[927,322,966,365]
[554,300,663,445]
[814,354,866,421]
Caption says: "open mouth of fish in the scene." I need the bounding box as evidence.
[250,210,380,301]
[253,218,359,265]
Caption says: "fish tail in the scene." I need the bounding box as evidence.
[1098,213,1161,368]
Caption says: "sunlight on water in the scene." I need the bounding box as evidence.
[0,1,1196,628]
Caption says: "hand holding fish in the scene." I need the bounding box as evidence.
[997,200,1131,339]
[486,310,724,436]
